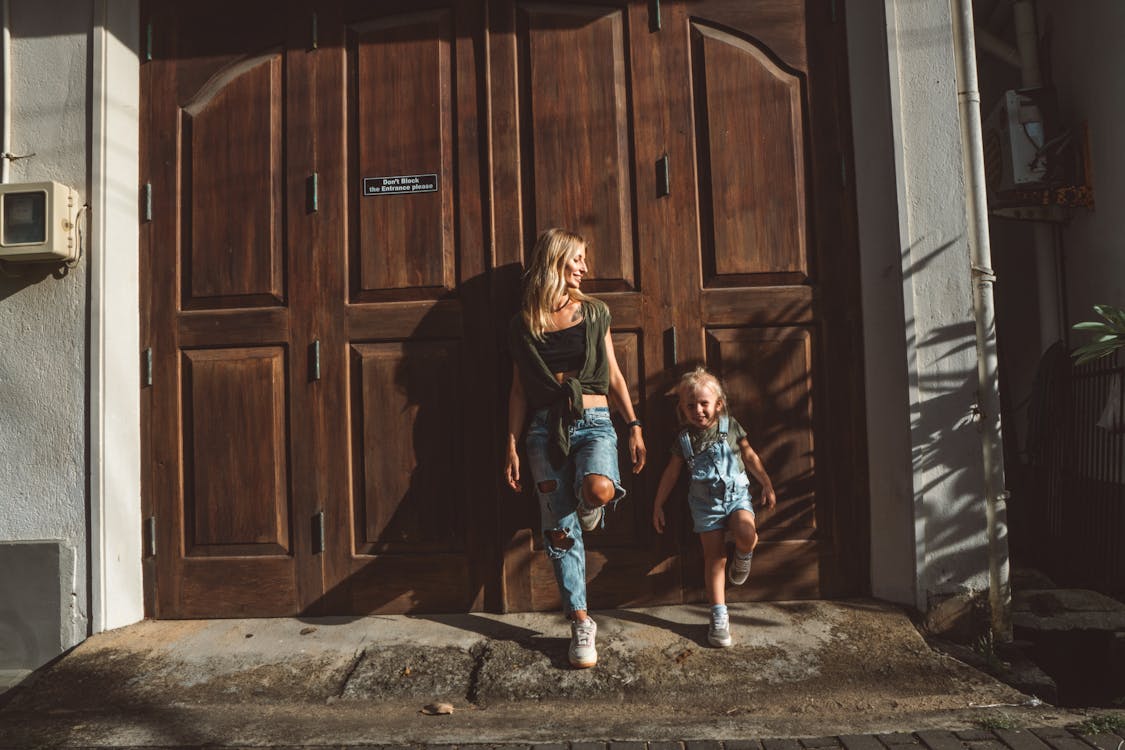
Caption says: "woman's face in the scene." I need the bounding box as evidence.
[562,245,588,291]
[681,384,722,429]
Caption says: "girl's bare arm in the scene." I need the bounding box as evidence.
[738,437,776,509]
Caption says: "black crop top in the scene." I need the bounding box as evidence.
[534,320,587,373]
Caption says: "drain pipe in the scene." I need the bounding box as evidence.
[951,0,1012,640]
[2,0,10,184]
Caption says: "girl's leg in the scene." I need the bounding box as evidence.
[728,509,758,555]
[699,529,728,605]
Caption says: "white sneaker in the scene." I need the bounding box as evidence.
[728,551,753,586]
[577,502,604,532]
[569,616,598,668]
[708,609,733,648]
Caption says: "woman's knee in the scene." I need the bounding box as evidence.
[581,473,616,506]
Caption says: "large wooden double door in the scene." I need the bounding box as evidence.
[140,0,867,617]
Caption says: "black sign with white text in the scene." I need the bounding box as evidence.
[363,174,439,196]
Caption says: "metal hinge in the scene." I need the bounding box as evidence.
[143,182,152,222]
[656,154,670,197]
[145,516,157,557]
[310,340,321,382]
[145,21,153,61]
[311,12,319,50]
[308,173,319,213]
[143,347,153,387]
[650,0,661,31]
[312,510,325,554]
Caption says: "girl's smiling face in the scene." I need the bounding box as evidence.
[680,383,722,429]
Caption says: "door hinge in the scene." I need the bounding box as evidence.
[310,339,321,382]
[142,347,153,387]
[312,510,325,554]
[142,182,152,222]
[145,21,153,61]
[145,516,157,557]
[830,0,838,23]
[650,0,662,31]
[656,153,670,197]
[307,173,319,213]
[311,12,319,50]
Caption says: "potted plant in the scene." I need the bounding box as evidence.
[1072,304,1125,432]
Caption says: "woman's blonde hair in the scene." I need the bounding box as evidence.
[675,366,727,424]
[521,227,592,340]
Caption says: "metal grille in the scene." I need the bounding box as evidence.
[1032,350,1125,594]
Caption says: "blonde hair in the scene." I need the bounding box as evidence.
[675,366,727,425]
[521,227,592,340]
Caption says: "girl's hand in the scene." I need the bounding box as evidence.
[504,449,522,492]
[652,505,666,533]
[760,485,777,510]
[629,429,647,473]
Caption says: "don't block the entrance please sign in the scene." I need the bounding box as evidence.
[363,174,439,196]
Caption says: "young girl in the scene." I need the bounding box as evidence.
[651,366,776,648]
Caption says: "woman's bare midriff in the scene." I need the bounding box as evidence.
[554,370,609,408]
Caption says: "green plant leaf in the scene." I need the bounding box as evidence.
[1073,321,1113,332]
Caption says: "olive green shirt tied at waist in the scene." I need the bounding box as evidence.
[509,299,612,465]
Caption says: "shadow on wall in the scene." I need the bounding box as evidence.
[900,235,1005,609]
[0,541,72,672]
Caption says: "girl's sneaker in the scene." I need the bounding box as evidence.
[569,616,598,668]
[708,608,732,648]
[728,551,753,585]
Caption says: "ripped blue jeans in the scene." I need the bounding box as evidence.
[525,406,626,614]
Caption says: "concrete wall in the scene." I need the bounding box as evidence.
[0,0,92,669]
[848,0,998,611]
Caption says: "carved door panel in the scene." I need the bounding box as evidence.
[142,3,325,616]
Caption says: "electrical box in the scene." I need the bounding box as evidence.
[983,90,1048,194]
[0,181,77,262]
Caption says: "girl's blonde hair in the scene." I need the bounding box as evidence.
[675,366,727,424]
[521,227,592,340]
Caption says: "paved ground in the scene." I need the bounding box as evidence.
[0,599,1120,748]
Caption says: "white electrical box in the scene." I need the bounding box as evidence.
[983,90,1048,193]
[0,181,77,262]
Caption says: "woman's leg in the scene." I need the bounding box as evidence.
[525,423,588,617]
[582,473,617,508]
[699,529,728,606]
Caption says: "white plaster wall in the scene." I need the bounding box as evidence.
[849,0,997,609]
[1039,0,1125,323]
[0,0,92,655]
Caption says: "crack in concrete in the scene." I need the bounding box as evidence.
[466,641,489,705]
[335,647,367,699]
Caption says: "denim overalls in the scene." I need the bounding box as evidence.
[679,415,754,533]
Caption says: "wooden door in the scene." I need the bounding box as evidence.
[310,0,496,613]
[494,0,867,608]
[141,3,326,616]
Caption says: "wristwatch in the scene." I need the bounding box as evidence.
[625,419,643,429]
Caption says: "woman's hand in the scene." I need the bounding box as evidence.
[504,447,522,492]
[652,504,666,534]
[629,428,647,474]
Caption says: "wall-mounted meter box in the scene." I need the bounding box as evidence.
[0,181,76,262]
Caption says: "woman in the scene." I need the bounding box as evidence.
[505,227,646,669]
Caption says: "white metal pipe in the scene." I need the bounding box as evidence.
[2,0,11,184]
[951,0,1012,640]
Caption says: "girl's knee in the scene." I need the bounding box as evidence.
[582,474,615,506]
[730,510,758,546]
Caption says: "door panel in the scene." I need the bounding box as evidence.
[184,52,286,306]
[517,3,636,291]
[349,12,456,300]
[183,347,292,556]
[690,23,807,281]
